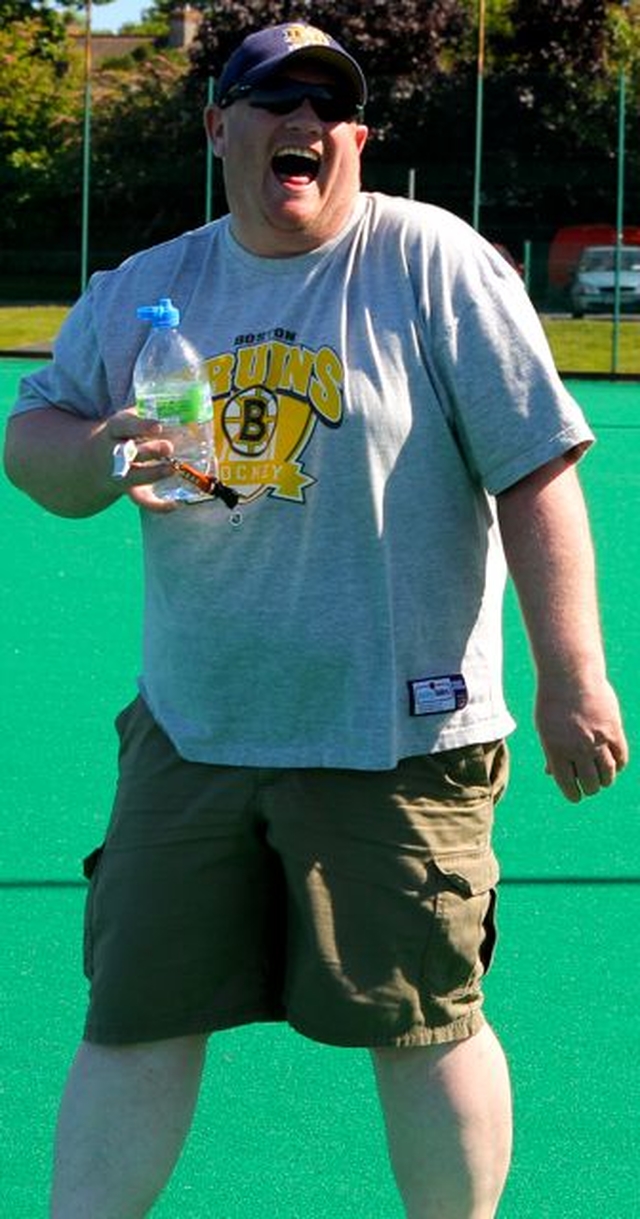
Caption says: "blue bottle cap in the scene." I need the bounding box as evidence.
[136,297,180,327]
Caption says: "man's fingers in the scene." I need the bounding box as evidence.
[106,410,174,482]
[545,741,623,802]
[592,742,619,788]
[110,437,174,488]
[545,759,582,803]
[610,735,630,772]
[127,484,179,513]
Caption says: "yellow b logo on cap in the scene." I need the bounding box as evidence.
[284,24,332,49]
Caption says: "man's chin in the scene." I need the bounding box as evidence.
[264,197,328,242]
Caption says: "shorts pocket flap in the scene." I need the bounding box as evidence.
[432,850,499,895]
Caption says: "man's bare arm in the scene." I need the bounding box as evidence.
[497,454,628,802]
[4,407,175,518]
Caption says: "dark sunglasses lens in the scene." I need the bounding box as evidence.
[315,96,355,122]
[249,85,356,122]
[254,94,301,115]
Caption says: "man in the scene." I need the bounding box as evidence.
[4,22,628,1219]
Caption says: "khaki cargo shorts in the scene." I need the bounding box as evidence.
[83,696,508,1048]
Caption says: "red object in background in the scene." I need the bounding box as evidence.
[548,224,640,291]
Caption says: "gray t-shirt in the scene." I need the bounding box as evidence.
[14,193,593,768]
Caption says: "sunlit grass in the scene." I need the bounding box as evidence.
[0,306,70,349]
[541,317,640,375]
[0,306,638,376]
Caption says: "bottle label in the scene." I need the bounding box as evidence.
[137,382,213,425]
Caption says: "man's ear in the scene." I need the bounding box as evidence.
[203,105,225,156]
[355,123,369,155]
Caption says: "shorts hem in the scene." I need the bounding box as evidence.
[287,1008,486,1049]
[83,1006,283,1046]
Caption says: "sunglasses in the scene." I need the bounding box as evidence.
[220,81,363,124]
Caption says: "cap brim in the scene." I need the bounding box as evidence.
[247,46,367,106]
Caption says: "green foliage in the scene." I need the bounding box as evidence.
[494,0,609,74]
[88,53,204,249]
[0,17,83,239]
[115,0,175,36]
[0,0,73,22]
[1,0,640,299]
[607,0,640,68]
[474,0,640,237]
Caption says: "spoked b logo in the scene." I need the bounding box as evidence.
[222,388,278,457]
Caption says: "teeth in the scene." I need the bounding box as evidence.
[274,146,320,162]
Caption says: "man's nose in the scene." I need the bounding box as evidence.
[285,98,323,128]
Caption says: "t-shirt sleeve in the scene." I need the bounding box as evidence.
[11,281,114,421]
[420,228,594,494]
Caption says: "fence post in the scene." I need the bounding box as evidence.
[80,0,93,293]
[205,76,216,224]
[523,240,532,295]
[612,65,626,375]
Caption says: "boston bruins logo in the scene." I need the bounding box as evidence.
[207,338,344,504]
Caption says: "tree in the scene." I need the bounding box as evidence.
[88,53,205,250]
[478,0,640,241]
[1,0,638,300]
[495,0,609,74]
[0,17,82,241]
[0,0,72,20]
[191,0,472,153]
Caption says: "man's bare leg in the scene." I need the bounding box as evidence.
[372,1023,512,1219]
[50,1034,207,1219]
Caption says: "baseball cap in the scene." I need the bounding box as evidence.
[216,23,367,110]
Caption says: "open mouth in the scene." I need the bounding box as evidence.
[272,147,321,185]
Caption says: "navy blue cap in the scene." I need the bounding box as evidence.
[217,23,367,109]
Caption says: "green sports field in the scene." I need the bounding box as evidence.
[1,359,639,1217]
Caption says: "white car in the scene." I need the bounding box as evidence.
[571,245,640,317]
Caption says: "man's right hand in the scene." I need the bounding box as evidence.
[5,405,175,518]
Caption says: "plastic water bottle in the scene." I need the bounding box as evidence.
[134,297,214,502]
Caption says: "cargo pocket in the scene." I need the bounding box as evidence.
[422,849,500,999]
[82,844,105,979]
